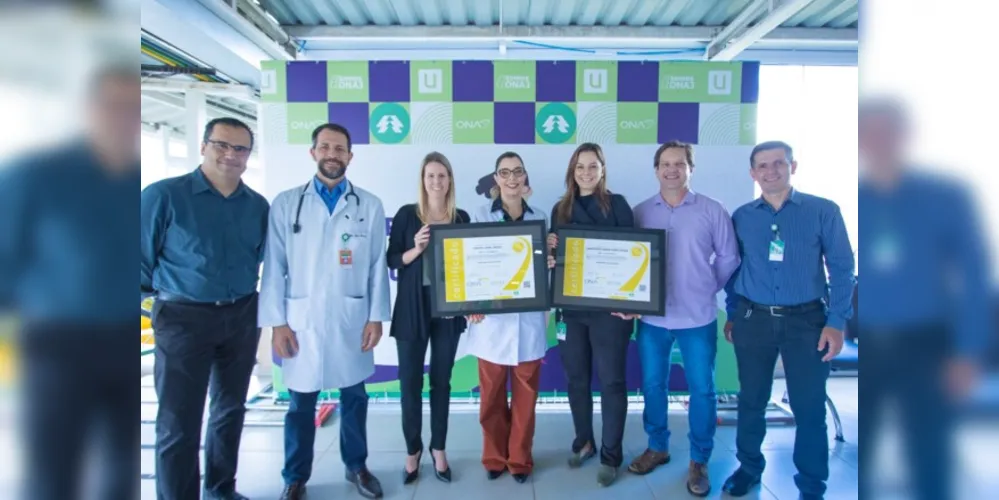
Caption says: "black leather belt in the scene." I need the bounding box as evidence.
[156,291,254,307]
[743,299,824,317]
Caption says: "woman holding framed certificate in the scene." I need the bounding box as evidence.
[386,152,471,484]
[548,142,638,487]
[463,151,552,485]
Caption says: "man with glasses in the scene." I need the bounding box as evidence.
[721,141,855,500]
[141,117,269,500]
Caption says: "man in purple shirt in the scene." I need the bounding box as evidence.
[627,141,741,496]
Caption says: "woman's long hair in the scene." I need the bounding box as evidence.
[417,151,458,224]
[555,142,611,225]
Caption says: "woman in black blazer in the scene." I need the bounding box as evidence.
[387,151,470,485]
[547,142,637,487]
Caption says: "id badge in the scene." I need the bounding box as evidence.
[768,239,785,262]
[872,235,899,271]
[339,248,353,268]
[555,321,567,341]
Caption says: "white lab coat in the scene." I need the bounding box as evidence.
[462,200,549,366]
[258,178,391,392]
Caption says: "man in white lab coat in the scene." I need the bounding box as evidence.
[258,123,391,500]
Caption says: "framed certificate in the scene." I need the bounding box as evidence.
[550,225,667,316]
[428,220,551,317]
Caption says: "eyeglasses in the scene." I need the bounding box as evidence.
[206,140,251,156]
[496,168,526,179]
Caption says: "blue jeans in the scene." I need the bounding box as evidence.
[637,320,718,464]
[282,382,369,485]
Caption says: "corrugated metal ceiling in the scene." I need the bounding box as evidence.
[256,0,857,29]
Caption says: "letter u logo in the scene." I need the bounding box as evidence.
[419,69,443,93]
[583,69,607,93]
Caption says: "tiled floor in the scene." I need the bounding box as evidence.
[138,378,860,499]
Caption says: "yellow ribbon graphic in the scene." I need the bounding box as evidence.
[619,243,650,293]
[503,236,533,291]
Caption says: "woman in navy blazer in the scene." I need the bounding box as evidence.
[386,152,470,485]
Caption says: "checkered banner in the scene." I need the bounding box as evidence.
[260,59,760,401]
[260,60,759,146]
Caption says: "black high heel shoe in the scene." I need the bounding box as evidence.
[429,448,452,483]
[403,450,422,484]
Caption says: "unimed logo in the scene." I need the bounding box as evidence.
[455,119,491,129]
[261,69,277,94]
[502,75,531,89]
[620,119,655,129]
[707,70,733,95]
[418,69,443,93]
[582,69,608,93]
[330,76,364,90]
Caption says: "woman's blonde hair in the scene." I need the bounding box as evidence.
[417,151,457,224]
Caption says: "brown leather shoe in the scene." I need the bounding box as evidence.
[627,449,670,475]
[686,460,711,497]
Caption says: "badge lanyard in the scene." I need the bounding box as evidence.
[872,212,900,271]
[768,223,785,262]
[338,233,353,268]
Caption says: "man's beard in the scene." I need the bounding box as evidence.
[318,158,346,180]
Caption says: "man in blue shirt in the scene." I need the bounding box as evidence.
[857,97,993,500]
[140,117,269,500]
[0,63,140,500]
[722,141,855,500]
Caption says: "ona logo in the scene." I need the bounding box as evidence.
[664,75,695,90]
[330,76,364,90]
[418,69,443,93]
[455,119,491,129]
[707,70,733,95]
[290,120,324,130]
[620,119,655,130]
[502,75,531,89]
[582,69,608,93]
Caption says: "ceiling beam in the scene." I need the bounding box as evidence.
[142,90,257,123]
[284,24,856,44]
[143,0,280,89]
[707,0,819,61]
[193,0,297,60]
[704,0,768,58]
[141,79,259,100]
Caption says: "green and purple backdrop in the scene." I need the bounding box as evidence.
[258,59,759,401]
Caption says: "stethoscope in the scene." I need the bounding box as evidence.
[292,180,362,234]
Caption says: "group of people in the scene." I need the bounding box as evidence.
[140,117,854,500]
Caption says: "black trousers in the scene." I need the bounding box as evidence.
[152,294,260,500]
[858,325,952,500]
[395,317,460,455]
[731,301,830,497]
[560,313,632,467]
[18,321,138,500]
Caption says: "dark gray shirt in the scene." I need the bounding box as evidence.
[140,167,269,302]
